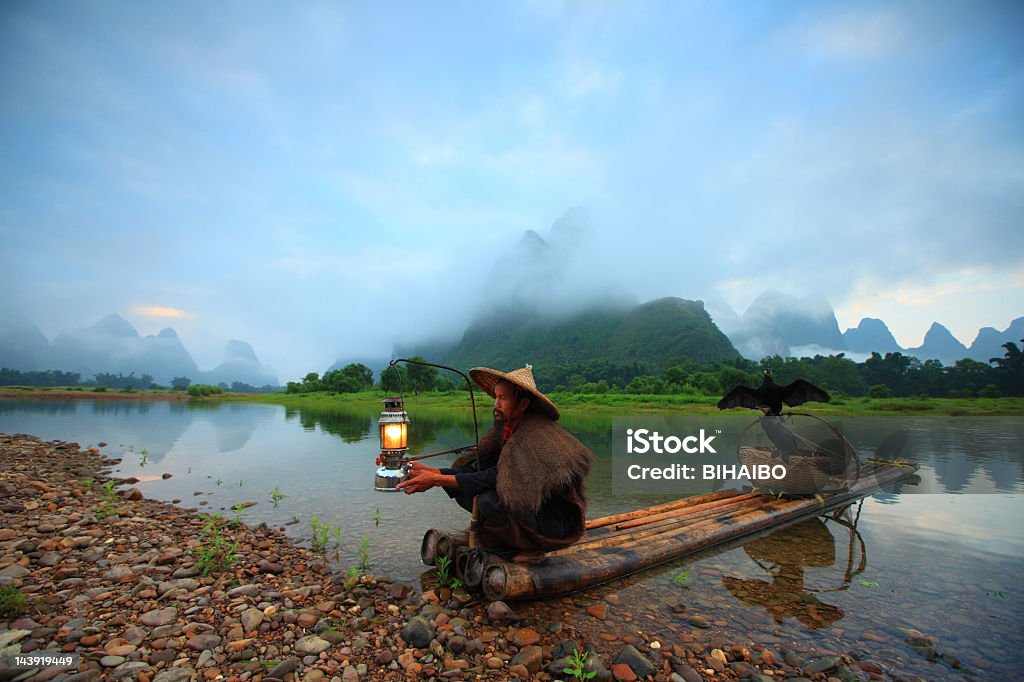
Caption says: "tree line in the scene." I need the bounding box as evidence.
[0,368,279,393]
[284,342,1024,399]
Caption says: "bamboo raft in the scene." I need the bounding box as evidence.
[421,458,918,601]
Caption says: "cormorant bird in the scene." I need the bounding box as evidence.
[718,369,831,462]
[717,369,830,415]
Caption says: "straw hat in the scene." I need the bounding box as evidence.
[470,364,560,420]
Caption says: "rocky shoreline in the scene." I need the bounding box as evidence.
[2,432,932,682]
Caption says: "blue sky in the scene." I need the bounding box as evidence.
[2,1,1022,381]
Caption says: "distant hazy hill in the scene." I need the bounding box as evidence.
[0,313,277,386]
[0,312,50,370]
[843,318,902,354]
[199,340,278,387]
[48,314,199,383]
[968,317,1024,362]
[426,297,738,382]
[709,290,1021,365]
[714,290,845,358]
[907,322,970,365]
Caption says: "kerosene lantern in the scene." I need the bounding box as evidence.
[375,397,410,491]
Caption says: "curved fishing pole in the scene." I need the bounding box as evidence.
[389,358,481,453]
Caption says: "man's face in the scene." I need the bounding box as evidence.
[494,380,528,424]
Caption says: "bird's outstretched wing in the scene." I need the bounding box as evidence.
[717,385,763,410]
[781,379,830,407]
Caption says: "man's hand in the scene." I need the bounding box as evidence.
[396,461,458,495]
[396,468,438,494]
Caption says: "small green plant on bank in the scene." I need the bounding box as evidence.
[139,448,148,468]
[82,478,95,488]
[357,535,371,572]
[565,647,596,681]
[95,481,120,519]
[434,555,462,589]
[372,508,382,525]
[342,566,361,590]
[231,504,247,527]
[270,486,286,507]
[0,585,27,618]
[670,569,690,588]
[859,580,880,588]
[215,479,223,487]
[239,480,244,487]
[195,513,240,575]
[986,591,1005,598]
[435,555,453,587]
[309,516,343,555]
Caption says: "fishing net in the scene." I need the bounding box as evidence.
[737,412,860,495]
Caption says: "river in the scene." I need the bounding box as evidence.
[1,397,1021,680]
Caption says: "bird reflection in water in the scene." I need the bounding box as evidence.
[723,503,867,629]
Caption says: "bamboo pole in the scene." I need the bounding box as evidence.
[611,493,762,530]
[585,489,742,530]
[565,494,776,554]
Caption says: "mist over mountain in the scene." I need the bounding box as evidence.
[0,313,277,386]
[199,340,277,387]
[707,292,1021,366]
[407,297,737,389]
[0,312,50,370]
[709,291,845,359]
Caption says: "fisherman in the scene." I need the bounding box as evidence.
[397,365,593,564]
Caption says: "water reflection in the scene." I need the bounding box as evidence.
[723,505,867,629]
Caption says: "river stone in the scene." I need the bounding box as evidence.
[0,565,30,579]
[486,600,518,623]
[241,607,264,632]
[294,635,331,655]
[139,607,177,627]
[103,566,136,582]
[672,662,703,682]
[803,656,840,675]
[0,630,31,648]
[100,655,126,667]
[158,578,199,595]
[186,634,222,651]
[109,662,149,679]
[63,672,101,682]
[511,645,543,675]
[227,584,261,597]
[153,669,195,682]
[37,551,62,566]
[614,645,656,679]
[266,657,300,678]
[401,617,436,649]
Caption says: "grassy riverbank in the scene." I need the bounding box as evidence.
[223,390,1024,416]
[3,386,1023,415]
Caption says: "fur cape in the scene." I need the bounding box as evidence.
[454,410,594,551]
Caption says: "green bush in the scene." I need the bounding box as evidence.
[188,384,223,397]
[868,384,892,399]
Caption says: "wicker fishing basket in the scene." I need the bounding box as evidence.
[736,412,860,496]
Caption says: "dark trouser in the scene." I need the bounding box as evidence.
[452,489,573,542]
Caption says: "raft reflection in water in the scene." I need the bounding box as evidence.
[723,504,867,630]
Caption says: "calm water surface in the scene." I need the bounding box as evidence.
[2,398,1022,680]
